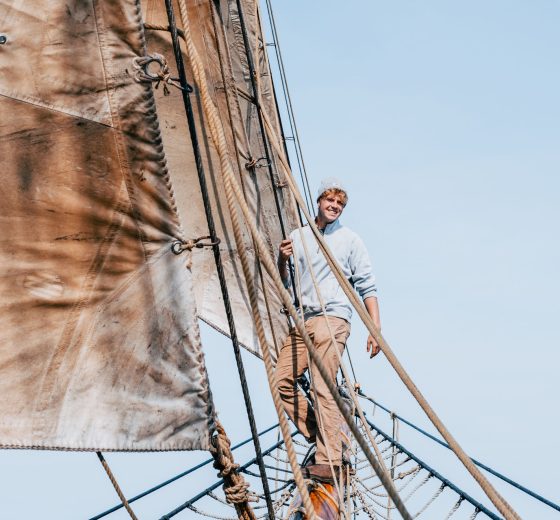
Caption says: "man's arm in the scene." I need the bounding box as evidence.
[364,296,381,358]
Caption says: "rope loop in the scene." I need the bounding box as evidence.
[132,53,189,95]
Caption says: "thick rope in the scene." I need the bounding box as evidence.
[173,2,317,519]
[256,97,521,520]
[96,452,138,520]
[444,497,465,520]
[212,422,258,520]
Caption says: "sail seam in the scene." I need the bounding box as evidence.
[0,90,113,127]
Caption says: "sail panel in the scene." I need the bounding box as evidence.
[142,0,299,358]
[0,0,214,451]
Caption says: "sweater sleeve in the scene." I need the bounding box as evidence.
[349,234,377,300]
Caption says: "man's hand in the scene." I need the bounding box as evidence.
[366,334,381,358]
[278,239,293,264]
[364,297,381,359]
[278,239,293,284]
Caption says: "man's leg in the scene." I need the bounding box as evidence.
[275,325,317,442]
[307,316,350,467]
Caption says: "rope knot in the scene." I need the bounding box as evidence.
[210,421,257,517]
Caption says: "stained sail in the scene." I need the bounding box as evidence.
[0,0,214,451]
[142,0,299,357]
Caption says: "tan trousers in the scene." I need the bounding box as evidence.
[275,315,350,465]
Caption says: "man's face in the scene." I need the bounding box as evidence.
[318,193,346,224]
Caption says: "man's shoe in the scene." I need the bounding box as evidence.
[302,464,340,484]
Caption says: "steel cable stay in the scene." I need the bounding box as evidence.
[358,391,560,513]
[261,0,315,217]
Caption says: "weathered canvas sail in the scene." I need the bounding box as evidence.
[0,0,214,450]
[142,0,299,357]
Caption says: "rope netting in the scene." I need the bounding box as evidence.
[173,421,501,520]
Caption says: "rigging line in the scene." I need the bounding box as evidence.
[95,452,138,520]
[162,2,272,518]
[174,3,317,518]
[208,2,283,363]
[232,0,301,307]
[90,424,279,520]
[366,419,502,520]
[358,392,560,514]
[159,432,298,520]
[233,0,287,238]
[262,0,315,217]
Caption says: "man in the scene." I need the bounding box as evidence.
[276,177,380,483]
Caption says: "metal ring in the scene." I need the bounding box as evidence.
[142,56,166,80]
[0,35,7,45]
[171,240,184,255]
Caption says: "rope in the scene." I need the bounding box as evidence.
[144,22,185,40]
[443,497,465,520]
[95,452,138,520]
[186,504,238,520]
[256,92,521,520]
[208,0,283,366]
[212,423,259,518]
[172,2,318,518]
[158,2,275,517]
[412,482,446,518]
[469,508,481,519]
[358,391,560,513]
[368,421,502,520]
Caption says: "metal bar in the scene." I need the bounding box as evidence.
[366,419,502,520]
[159,432,298,519]
[90,424,279,520]
[359,392,560,513]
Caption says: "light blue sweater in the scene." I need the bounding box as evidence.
[287,219,377,323]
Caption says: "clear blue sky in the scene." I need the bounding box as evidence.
[1,2,558,518]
